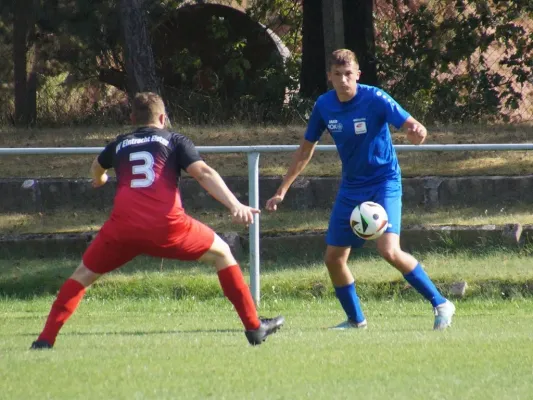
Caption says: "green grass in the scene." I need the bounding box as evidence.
[2,204,533,235]
[2,248,533,300]
[1,297,533,399]
[1,123,533,178]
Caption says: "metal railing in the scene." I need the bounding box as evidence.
[2,143,533,304]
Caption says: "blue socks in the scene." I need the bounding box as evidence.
[335,282,366,323]
[403,263,446,307]
[334,264,443,322]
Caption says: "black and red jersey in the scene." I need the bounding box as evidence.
[97,127,202,229]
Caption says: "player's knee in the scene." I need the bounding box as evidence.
[324,254,342,270]
[214,238,232,258]
[70,262,100,287]
[377,246,398,264]
[204,235,236,269]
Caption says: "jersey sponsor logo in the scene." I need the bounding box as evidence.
[116,135,170,153]
[353,118,367,135]
[327,119,343,133]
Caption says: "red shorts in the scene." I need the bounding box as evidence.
[82,214,215,274]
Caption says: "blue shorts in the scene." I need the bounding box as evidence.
[326,184,402,248]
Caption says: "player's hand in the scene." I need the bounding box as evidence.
[230,203,260,226]
[91,173,108,188]
[266,194,284,211]
[406,124,427,145]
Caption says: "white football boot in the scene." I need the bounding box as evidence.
[330,319,368,330]
[433,300,456,330]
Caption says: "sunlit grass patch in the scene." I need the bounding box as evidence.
[1,123,533,177]
[1,297,533,399]
[1,204,533,235]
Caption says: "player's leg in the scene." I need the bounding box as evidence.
[152,216,283,345]
[326,193,367,329]
[325,245,367,329]
[198,234,284,345]
[31,262,101,349]
[198,234,260,330]
[374,192,455,330]
[31,225,139,349]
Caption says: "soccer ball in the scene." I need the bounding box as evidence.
[350,201,389,240]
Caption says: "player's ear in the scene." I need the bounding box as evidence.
[158,113,165,126]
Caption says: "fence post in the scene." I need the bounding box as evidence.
[247,152,261,306]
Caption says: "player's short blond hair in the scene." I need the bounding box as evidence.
[132,92,166,125]
[328,49,360,70]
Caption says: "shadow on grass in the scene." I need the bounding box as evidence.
[2,245,533,300]
[14,329,241,338]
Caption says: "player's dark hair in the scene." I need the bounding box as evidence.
[132,92,166,125]
[328,49,359,70]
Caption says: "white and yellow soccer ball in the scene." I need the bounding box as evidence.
[349,201,389,240]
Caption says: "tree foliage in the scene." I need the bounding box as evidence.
[1,0,532,125]
[375,0,533,123]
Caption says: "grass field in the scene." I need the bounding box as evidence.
[2,204,533,235]
[2,297,533,400]
[2,248,533,299]
[2,123,533,399]
[2,248,533,399]
[1,123,533,178]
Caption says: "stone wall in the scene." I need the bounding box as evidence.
[1,224,529,259]
[2,175,533,213]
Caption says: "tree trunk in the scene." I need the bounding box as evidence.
[343,0,378,86]
[119,0,160,98]
[13,0,38,127]
[300,0,327,99]
[26,70,37,126]
[26,24,39,127]
[322,0,345,64]
[13,0,29,126]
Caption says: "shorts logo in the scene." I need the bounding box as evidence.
[353,118,367,135]
[327,119,343,133]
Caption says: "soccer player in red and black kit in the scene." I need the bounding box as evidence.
[30,92,284,349]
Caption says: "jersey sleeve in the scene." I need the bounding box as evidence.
[304,102,327,142]
[374,90,411,129]
[97,141,116,169]
[174,134,203,171]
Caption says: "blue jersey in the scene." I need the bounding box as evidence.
[304,84,410,189]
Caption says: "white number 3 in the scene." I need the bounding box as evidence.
[129,151,155,188]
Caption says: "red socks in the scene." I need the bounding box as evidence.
[38,267,259,345]
[217,265,260,331]
[38,279,86,345]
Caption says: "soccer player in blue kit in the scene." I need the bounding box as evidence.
[266,49,455,330]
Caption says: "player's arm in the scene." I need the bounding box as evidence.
[402,116,427,145]
[186,160,259,225]
[91,140,115,188]
[266,139,317,211]
[266,101,324,211]
[377,90,426,145]
[90,157,108,188]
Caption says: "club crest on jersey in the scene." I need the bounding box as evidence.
[327,119,343,133]
[353,118,367,135]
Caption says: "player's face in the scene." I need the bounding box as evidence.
[327,62,361,102]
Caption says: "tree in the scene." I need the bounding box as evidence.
[344,0,377,86]
[13,0,37,126]
[300,0,327,98]
[118,0,160,97]
[299,0,377,99]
